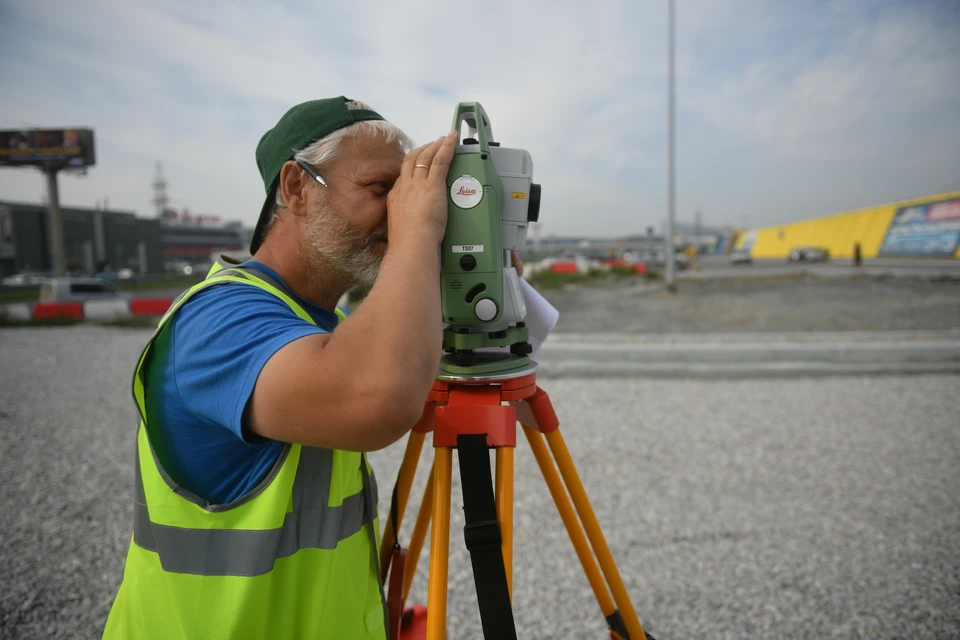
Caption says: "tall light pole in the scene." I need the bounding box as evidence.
[665,0,677,293]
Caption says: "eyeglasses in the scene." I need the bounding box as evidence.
[295,159,328,187]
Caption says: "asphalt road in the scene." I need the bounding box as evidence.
[535,330,960,378]
[1,326,958,639]
[541,272,960,335]
[686,256,960,280]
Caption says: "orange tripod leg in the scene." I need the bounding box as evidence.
[545,428,646,640]
[523,425,619,621]
[380,430,426,579]
[426,447,453,640]
[495,447,514,600]
[403,461,436,605]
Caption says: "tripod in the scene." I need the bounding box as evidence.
[378,364,650,640]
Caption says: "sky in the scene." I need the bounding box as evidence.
[0,0,958,237]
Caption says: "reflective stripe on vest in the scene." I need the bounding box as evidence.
[132,444,378,576]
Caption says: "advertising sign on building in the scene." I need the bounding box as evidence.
[879,198,960,256]
[0,129,96,169]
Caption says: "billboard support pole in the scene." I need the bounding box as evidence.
[45,168,67,278]
[0,127,96,277]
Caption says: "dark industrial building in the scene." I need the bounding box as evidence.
[0,200,165,278]
[157,209,251,261]
[0,201,254,279]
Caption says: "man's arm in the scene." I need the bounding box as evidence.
[248,132,457,451]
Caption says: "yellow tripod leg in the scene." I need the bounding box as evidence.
[380,431,426,576]
[495,447,514,600]
[545,428,646,640]
[426,447,453,640]
[403,462,436,604]
[523,425,618,620]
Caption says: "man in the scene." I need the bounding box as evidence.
[103,96,464,639]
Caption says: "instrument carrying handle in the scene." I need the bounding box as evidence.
[451,101,495,152]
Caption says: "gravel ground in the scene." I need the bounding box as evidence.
[541,275,960,334]
[1,326,958,639]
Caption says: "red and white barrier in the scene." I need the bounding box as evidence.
[130,298,174,316]
[550,262,579,274]
[33,302,83,320]
[2,303,33,322]
[84,299,134,321]
[0,298,173,323]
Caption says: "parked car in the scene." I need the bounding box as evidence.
[730,248,753,265]
[97,267,138,281]
[788,246,829,262]
[2,272,48,286]
[38,278,130,303]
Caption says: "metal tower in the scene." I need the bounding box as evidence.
[152,162,169,217]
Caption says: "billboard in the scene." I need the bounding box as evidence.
[878,198,960,257]
[0,128,96,169]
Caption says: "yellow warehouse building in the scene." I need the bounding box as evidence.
[737,191,960,260]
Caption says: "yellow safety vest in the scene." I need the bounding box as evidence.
[103,263,387,639]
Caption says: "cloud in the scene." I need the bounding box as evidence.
[0,0,957,235]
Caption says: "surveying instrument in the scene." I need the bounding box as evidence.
[378,103,653,639]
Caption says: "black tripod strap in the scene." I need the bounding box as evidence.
[457,434,518,640]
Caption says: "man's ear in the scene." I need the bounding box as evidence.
[278,161,308,218]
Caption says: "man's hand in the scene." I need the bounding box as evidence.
[511,251,524,277]
[387,130,459,247]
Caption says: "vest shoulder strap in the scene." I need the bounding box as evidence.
[207,256,349,322]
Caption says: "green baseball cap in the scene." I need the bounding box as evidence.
[251,96,385,254]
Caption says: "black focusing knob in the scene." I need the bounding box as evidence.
[459,254,477,271]
[527,183,541,223]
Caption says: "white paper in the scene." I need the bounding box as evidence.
[518,277,559,359]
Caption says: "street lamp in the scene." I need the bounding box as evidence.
[665,0,677,293]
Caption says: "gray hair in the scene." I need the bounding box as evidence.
[264,100,412,232]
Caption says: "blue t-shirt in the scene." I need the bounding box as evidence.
[144,262,343,505]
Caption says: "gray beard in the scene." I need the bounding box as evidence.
[302,199,386,290]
